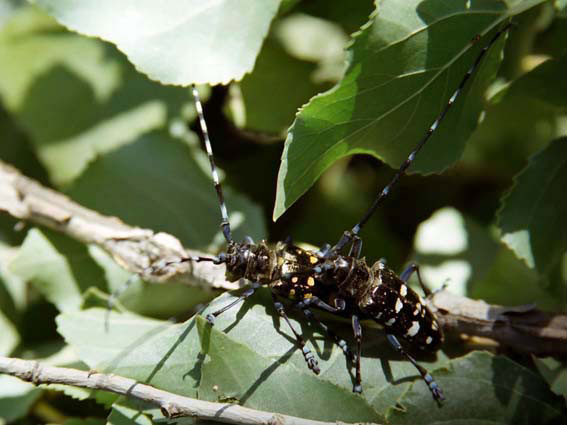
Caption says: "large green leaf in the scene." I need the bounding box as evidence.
[9,228,106,312]
[0,6,190,186]
[498,138,567,292]
[57,290,564,423]
[388,351,564,425]
[62,291,547,422]
[274,0,545,220]
[33,0,281,86]
[0,375,42,423]
[57,290,453,422]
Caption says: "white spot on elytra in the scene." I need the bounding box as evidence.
[385,318,396,326]
[426,336,433,345]
[406,321,420,337]
[431,321,439,331]
[395,298,403,313]
[400,284,407,297]
[413,308,419,316]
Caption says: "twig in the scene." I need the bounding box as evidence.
[0,160,236,291]
[430,291,567,356]
[0,160,566,356]
[0,356,360,425]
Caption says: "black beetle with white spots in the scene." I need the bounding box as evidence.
[149,24,513,403]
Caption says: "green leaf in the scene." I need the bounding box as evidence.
[0,375,42,423]
[56,291,564,422]
[0,6,190,186]
[506,55,567,108]
[9,228,106,312]
[196,316,381,422]
[33,0,281,86]
[555,0,567,15]
[66,131,266,251]
[412,208,562,311]
[107,403,153,425]
[87,246,214,319]
[238,37,329,134]
[0,309,18,356]
[498,138,567,288]
[64,419,106,425]
[57,289,453,421]
[273,0,545,220]
[412,207,500,296]
[533,357,567,399]
[107,399,185,425]
[0,242,27,318]
[56,309,203,398]
[388,351,564,425]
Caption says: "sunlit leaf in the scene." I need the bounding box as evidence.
[34,0,281,85]
[9,228,106,312]
[0,6,190,186]
[274,0,545,220]
[0,309,17,356]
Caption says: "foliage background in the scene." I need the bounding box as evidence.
[0,0,565,424]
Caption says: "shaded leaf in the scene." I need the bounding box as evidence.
[107,399,193,425]
[107,403,153,425]
[413,208,499,296]
[238,37,329,134]
[196,316,381,422]
[66,131,266,251]
[533,356,567,400]
[0,6,190,186]
[388,351,564,425]
[274,0,545,220]
[507,55,567,107]
[34,0,281,86]
[0,375,42,423]
[412,208,562,311]
[64,419,105,425]
[498,138,567,290]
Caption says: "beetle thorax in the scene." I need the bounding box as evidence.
[224,242,276,283]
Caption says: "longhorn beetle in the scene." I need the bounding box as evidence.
[160,23,512,402]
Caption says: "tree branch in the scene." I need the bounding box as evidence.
[1,160,565,356]
[0,160,236,291]
[0,356,361,425]
[430,291,567,356]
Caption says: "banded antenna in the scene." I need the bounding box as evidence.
[191,85,233,244]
